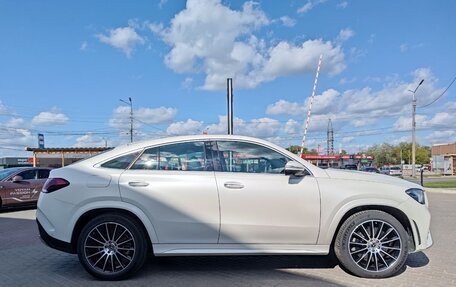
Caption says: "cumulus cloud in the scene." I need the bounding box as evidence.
[32,109,69,126]
[74,133,108,147]
[166,119,203,135]
[297,0,327,13]
[284,119,300,135]
[150,0,345,90]
[266,89,340,116]
[336,28,354,43]
[97,26,145,57]
[279,16,296,27]
[204,115,281,138]
[109,106,177,129]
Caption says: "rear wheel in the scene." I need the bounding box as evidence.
[77,214,148,280]
[335,210,409,278]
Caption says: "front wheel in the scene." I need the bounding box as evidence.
[335,210,409,278]
[77,213,148,280]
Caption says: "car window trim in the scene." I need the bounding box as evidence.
[128,140,211,172]
[213,139,313,176]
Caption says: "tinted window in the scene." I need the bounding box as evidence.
[130,148,159,170]
[216,141,289,174]
[16,169,37,180]
[158,142,209,171]
[101,152,140,169]
[38,169,50,179]
[0,168,21,181]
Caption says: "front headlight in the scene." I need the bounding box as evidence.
[406,188,425,204]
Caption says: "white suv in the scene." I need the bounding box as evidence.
[37,135,432,280]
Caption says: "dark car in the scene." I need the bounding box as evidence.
[361,167,380,173]
[344,164,358,170]
[0,167,51,208]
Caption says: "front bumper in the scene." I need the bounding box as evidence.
[37,219,75,254]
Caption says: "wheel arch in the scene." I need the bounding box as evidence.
[328,205,415,253]
[71,207,155,254]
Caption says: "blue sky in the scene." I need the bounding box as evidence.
[0,0,455,157]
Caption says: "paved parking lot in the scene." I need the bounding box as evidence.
[0,191,455,287]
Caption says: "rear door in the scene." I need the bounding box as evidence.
[118,141,220,244]
[2,169,37,205]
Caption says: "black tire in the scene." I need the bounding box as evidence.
[335,210,409,278]
[77,213,148,280]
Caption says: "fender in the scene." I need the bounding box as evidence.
[69,200,159,244]
[318,197,405,245]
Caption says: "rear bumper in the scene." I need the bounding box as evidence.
[37,219,75,254]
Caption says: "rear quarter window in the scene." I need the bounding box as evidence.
[100,152,140,169]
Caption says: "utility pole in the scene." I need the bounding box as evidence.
[227,78,233,135]
[408,79,424,177]
[120,97,133,143]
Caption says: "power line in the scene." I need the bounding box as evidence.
[418,76,456,108]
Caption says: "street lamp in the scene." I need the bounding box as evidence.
[408,79,424,177]
[120,97,133,143]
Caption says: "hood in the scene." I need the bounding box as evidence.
[324,168,422,189]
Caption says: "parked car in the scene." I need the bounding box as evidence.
[0,167,51,208]
[361,167,380,173]
[37,135,432,280]
[343,164,358,170]
[380,166,402,176]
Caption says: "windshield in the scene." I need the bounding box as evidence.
[0,167,21,181]
[390,167,401,170]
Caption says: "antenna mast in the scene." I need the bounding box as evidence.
[300,54,323,155]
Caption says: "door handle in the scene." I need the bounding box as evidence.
[128,181,149,187]
[224,182,244,189]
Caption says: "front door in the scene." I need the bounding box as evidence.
[118,141,220,244]
[212,141,321,244]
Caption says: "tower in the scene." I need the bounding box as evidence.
[327,118,334,155]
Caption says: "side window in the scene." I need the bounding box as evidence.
[16,170,37,180]
[216,141,289,174]
[158,142,209,171]
[101,152,140,169]
[38,169,50,179]
[130,148,159,170]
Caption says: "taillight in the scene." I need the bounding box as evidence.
[42,178,70,193]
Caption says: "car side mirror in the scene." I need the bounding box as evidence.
[284,161,308,177]
[12,175,24,183]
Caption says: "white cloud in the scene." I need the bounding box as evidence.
[336,28,354,42]
[297,0,326,14]
[0,101,9,114]
[74,133,108,147]
[166,119,203,135]
[80,41,88,51]
[205,115,281,138]
[279,16,296,27]
[109,106,177,130]
[337,1,348,9]
[151,0,345,90]
[266,100,305,116]
[266,89,340,116]
[182,77,193,89]
[446,101,456,111]
[261,40,345,79]
[97,26,145,57]
[32,110,69,126]
[284,119,300,135]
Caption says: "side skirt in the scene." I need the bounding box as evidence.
[153,244,330,256]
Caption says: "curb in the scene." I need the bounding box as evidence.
[424,187,456,194]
